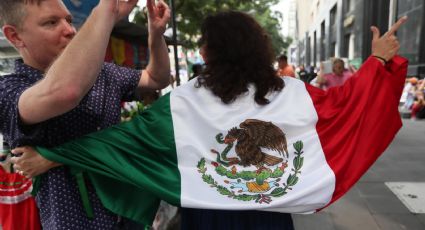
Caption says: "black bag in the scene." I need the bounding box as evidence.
[416,106,425,119]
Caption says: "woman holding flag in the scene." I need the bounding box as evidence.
[12,11,407,229]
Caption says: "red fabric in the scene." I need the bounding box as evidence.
[306,56,408,208]
[137,46,148,68]
[123,41,135,68]
[0,168,41,230]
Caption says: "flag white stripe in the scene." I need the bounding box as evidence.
[171,78,335,212]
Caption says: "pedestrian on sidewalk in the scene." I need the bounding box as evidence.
[277,54,295,78]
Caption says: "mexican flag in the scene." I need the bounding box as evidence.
[36,56,407,225]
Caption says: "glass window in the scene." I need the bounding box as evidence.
[397,1,423,64]
[330,5,337,27]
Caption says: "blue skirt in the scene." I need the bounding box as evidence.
[181,208,294,230]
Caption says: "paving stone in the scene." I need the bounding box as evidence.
[325,187,380,230]
[356,182,395,198]
[368,169,425,182]
[416,214,425,226]
[373,214,425,230]
[360,169,384,182]
[293,212,335,230]
[363,195,411,214]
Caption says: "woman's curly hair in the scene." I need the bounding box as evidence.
[196,11,284,105]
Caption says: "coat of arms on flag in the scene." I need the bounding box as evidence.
[197,119,304,204]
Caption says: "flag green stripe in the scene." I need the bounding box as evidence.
[36,93,180,224]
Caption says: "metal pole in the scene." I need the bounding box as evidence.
[170,0,180,86]
[389,0,397,28]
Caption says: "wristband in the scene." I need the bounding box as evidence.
[372,55,387,65]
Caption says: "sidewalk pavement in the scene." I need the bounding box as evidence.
[292,119,425,230]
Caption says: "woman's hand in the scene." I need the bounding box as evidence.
[371,16,407,64]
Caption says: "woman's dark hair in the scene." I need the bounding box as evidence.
[196,11,284,105]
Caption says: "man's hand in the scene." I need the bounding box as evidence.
[98,0,139,23]
[10,147,61,178]
[137,0,171,90]
[147,0,171,38]
[371,16,407,63]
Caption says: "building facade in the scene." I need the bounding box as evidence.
[396,0,425,77]
[294,0,424,77]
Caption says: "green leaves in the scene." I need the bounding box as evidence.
[293,140,304,171]
[293,156,304,171]
[293,141,303,153]
[270,187,286,197]
[286,173,298,186]
[133,0,291,53]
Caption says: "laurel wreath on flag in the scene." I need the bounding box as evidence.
[197,141,304,204]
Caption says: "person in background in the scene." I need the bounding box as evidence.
[411,79,425,119]
[316,58,356,90]
[297,64,309,82]
[0,0,170,229]
[403,77,419,110]
[189,63,203,81]
[277,54,295,78]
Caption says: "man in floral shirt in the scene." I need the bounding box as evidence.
[0,0,170,229]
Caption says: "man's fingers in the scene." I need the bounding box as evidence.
[387,16,408,36]
[157,1,171,23]
[117,0,138,17]
[11,147,24,154]
[371,26,380,41]
[156,0,169,18]
[146,0,154,15]
[11,147,26,157]
[10,156,20,164]
[126,0,139,10]
[12,163,21,171]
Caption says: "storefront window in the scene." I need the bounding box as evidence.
[397,0,423,64]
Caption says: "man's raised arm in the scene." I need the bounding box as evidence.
[18,0,138,124]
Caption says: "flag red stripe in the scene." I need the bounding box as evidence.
[306,56,408,209]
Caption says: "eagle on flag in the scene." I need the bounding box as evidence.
[224,119,288,167]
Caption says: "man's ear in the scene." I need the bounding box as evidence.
[2,25,24,48]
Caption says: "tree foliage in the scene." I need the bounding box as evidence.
[133,0,292,55]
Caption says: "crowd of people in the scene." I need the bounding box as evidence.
[401,77,425,119]
[0,0,409,230]
[275,55,425,121]
[276,56,356,90]
[276,54,424,121]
